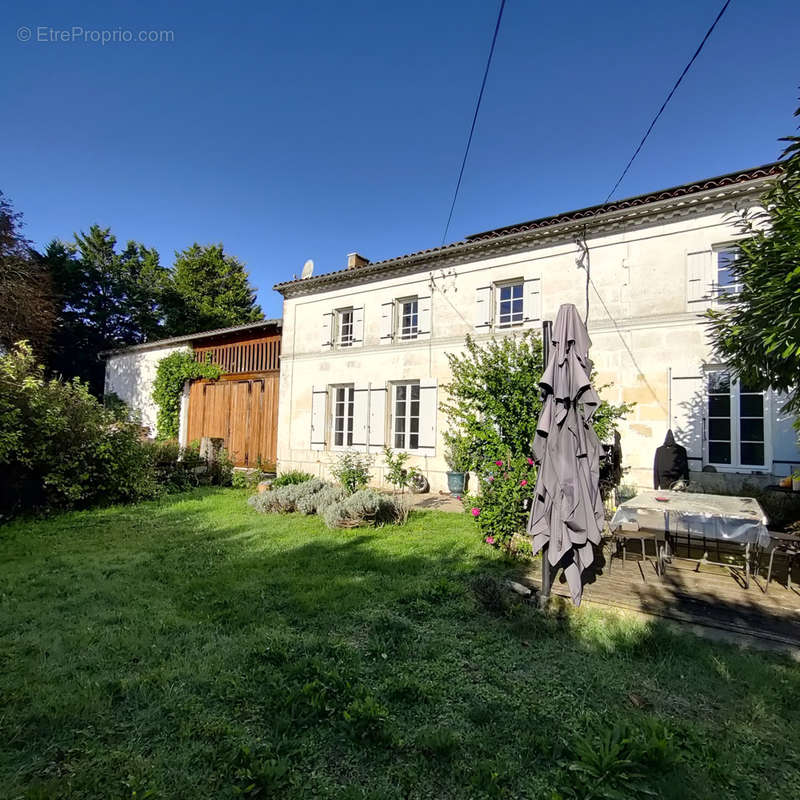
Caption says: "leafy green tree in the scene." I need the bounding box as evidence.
[706,106,800,426]
[440,332,632,470]
[45,226,170,393]
[165,243,263,335]
[0,191,56,356]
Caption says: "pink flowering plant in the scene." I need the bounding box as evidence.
[463,454,537,548]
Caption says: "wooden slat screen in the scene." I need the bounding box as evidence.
[193,336,280,374]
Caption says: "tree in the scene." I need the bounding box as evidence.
[0,191,56,356]
[165,243,263,335]
[46,225,170,393]
[440,332,632,470]
[706,105,800,425]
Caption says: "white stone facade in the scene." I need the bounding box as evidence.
[276,166,800,492]
[104,344,189,436]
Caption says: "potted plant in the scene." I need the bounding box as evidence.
[444,432,471,496]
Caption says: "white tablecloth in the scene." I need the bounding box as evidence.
[610,489,771,548]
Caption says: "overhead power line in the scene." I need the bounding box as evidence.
[441,0,507,246]
[602,0,732,205]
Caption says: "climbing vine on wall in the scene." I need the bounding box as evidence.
[152,351,222,440]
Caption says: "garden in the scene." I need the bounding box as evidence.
[2,488,799,798]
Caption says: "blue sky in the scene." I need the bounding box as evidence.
[2,0,798,318]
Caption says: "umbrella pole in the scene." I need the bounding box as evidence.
[538,319,554,608]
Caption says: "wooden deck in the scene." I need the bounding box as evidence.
[526,542,800,648]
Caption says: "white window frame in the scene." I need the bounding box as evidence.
[704,368,771,472]
[336,308,354,348]
[712,245,742,300]
[330,384,355,450]
[494,279,524,329]
[391,380,421,452]
[397,297,419,340]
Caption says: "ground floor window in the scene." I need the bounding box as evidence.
[706,370,766,468]
[332,385,354,447]
[392,381,420,450]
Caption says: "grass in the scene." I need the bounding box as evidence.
[0,488,798,799]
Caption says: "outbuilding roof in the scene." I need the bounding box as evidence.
[99,319,282,358]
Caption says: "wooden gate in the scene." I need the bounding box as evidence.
[186,374,279,467]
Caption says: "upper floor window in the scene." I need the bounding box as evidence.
[715,248,741,297]
[337,308,354,348]
[398,298,419,340]
[332,384,354,448]
[392,381,420,450]
[496,281,524,328]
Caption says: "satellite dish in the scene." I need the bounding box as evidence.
[301,259,314,279]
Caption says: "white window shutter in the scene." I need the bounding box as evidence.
[310,385,328,451]
[686,250,713,305]
[352,306,364,347]
[321,312,334,351]
[475,286,492,330]
[380,301,394,344]
[368,385,387,449]
[418,378,438,452]
[669,373,703,464]
[417,295,432,340]
[522,277,541,327]
[351,383,369,451]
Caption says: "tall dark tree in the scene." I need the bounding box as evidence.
[0,191,56,356]
[165,243,263,335]
[46,225,170,393]
[706,104,800,427]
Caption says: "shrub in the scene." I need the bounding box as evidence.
[322,489,403,529]
[464,455,537,548]
[142,439,207,493]
[0,342,159,514]
[382,446,420,493]
[273,469,315,487]
[297,483,345,515]
[330,451,372,494]
[248,478,328,514]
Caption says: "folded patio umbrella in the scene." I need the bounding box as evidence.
[528,303,604,606]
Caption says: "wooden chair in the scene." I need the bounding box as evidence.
[608,521,665,579]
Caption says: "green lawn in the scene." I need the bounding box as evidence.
[1,489,798,799]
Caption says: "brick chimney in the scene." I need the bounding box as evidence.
[347,252,370,270]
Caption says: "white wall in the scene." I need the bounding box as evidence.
[104,345,189,436]
[277,204,800,491]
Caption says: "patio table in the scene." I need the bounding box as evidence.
[610,489,770,589]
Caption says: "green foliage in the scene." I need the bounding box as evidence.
[330,451,372,494]
[0,342,158,513]
[248,479,329,514]
[441,332,545,470]
[0,191,55,358]
[442,431,472,472]
[706,105,800,429]
[273,469,315,487]
[45,226,171,394]
[342,695,389,742]
[165,243,263,335]
[152,350,222,440]
[382,446,420,492]
[464,455,538,547]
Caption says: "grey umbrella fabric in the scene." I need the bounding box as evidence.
[527,303,604,606]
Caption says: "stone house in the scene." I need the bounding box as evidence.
[273,163,800,493]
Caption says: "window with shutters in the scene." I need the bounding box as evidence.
[714,247,742,298]
[397,297,419,340]
[392,381,420,450]
[495,280,524,328]
[331,384,354,448]
[337,308,354,348]
[705,370,767,469]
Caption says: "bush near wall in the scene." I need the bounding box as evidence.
[0,343,232,518]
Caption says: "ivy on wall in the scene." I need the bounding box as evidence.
[152,351,222,440]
